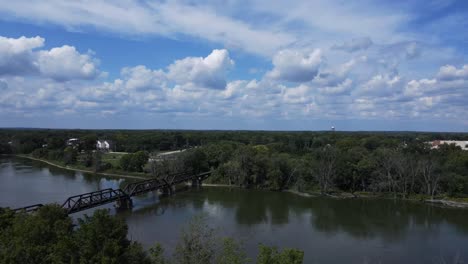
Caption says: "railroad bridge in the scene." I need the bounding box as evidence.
[13,171,211,215]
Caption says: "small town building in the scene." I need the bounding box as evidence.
[430,140,468,151]
[66,138,80,148]
[96,140,114,152]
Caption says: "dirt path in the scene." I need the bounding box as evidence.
[15,155,147,180]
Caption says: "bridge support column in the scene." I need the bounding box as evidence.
[162,185,175,196]
[191,178,201,187]
[116,197,133,209]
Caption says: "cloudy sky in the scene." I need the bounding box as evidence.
[0,0,467,131]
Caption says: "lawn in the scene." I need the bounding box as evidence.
[102,152,127,168]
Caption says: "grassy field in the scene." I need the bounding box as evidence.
[102,152,127,168]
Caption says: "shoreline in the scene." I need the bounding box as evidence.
[12,155,147,180]
[285,188,468,209]
[3,154,468,209]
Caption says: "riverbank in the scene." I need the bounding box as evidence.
[4,154,468,209]
[12,155,147,180]
[285,188,468,209]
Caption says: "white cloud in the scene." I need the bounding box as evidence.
[267,49,322,82]
[0,36,100,81]
[0,1,295,57]
[0,34,466,130]
[437,64,468,81]
[0,36,44,75]
[167,49,234,89]
[120,65,166,91]
[357,74,403,97]
[37,45,99,81]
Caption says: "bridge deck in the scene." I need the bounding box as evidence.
[12,171,211,214]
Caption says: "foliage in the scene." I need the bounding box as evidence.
[2,128,468,197]
[173,215,216,264]
[256,244,304,264]
[216,238,251,264]
[0,205,152,264]
[120,151,149,172]
[0,207,305,264]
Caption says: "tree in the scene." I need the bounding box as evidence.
[92,150,102,173]
[419,155,441,200]
[183,149,209,174]
[310,146,338,194]
[373,148,401,198]
[256,245,304,264]
[63,146,77,165]
[149,243,168,264]
[173,215,216,264]
[81,134,98,151]
[0,205,75,264]
[74,209,151,264]
[216,238,251,264]
[0,206,152,264]
[120,151,149,172]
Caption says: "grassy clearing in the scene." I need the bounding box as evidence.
[102,152,127,167]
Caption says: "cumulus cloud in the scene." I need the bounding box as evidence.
[0,36,100,81]
[332,37,373,52]
[167,49,234,89]
[0,36,44,75]
[436,64,468,81]
[267,49,322,82]
[0,36,466,130]
[37,45,99,81]
[120,66,166,91]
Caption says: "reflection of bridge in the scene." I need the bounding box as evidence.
[13,171,211,215]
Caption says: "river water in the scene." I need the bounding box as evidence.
[1,156,467,263]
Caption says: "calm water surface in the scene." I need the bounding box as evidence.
[1,157,468,263]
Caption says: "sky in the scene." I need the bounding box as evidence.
[0,0,467,131]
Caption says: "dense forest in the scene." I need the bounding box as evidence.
[1,129,468,199]
[0,206,303,264]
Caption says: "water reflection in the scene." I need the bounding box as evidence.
[2,157,468,264]
[127,187,468,239]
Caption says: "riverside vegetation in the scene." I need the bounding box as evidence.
[0,205,303,264]
[1,129,468,200]
[1,129,468,263]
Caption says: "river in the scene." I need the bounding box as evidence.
[1,156,467,263]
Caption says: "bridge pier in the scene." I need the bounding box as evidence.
[162,185,176,196]
[191,178,201,187]
[116,197,133,209]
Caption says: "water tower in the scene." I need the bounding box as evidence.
[331,126,335,132]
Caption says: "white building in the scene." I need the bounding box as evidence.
[66,138,80,147]
[96,140,114,151]
[430,140,468,151]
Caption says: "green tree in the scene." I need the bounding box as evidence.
[256,245,304,264]
[0,205,75,264]
[74,209,150,264]
[63,146,77,165]
[173,215,216,264]
[216,238,251,264]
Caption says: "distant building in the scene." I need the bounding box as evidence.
[66,138,80,148]
[429,140,468,151]
[331,126,335,132]
[96,140,114,152]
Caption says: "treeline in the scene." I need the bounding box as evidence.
[198,140,468,199]
[1,128,467,154]
[0,206,303,264]
[1,129,468,198]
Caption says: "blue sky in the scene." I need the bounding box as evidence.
[0,0,467,131]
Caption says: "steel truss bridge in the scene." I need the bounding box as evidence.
[12,171,211,214]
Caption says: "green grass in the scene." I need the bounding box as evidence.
[102,152,126,167]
